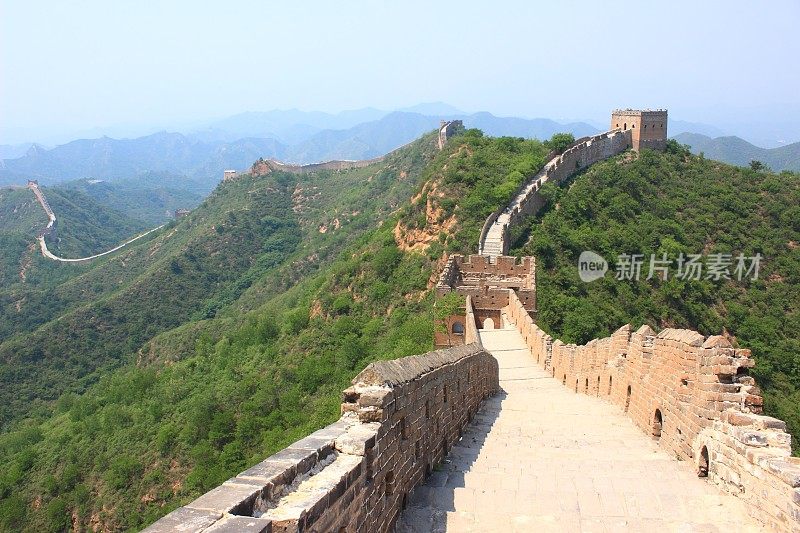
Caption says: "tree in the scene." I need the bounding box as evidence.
[750,160,764,172]
[544,133,576,155]
[434,291,464,347]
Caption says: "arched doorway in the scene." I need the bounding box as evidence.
[625,385,631,412]
[652,409,663,440]
[698,445,710,477]
[483,318,495,330]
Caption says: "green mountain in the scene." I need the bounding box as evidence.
[674,132,800,171]
[58,174,204,226]
[511,141,800,449]
[1,131,798,532]
[0,129,553,531]
[0,111,597,190]
[0,185,148,292]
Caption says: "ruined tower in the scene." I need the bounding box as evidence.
[610,109,668,151]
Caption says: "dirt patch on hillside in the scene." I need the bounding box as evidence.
[394,181,455,252]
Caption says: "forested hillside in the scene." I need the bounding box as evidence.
[58,175,204,226]
[0,130,551,531]
[3,131,797,532]
[0,185,147,292]
[511,142,800,450]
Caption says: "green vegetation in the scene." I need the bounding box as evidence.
[0,129,551,531]
[512,141,800,452]
[2,129,798,532]
[59,174,205,225]
[674,132,800,172]
[401,129,549,254]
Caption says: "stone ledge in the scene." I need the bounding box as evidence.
[203,515,273,533]
[140,507,221,533]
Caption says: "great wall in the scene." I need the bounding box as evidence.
[26,180,165,263]
[146,110,800,532]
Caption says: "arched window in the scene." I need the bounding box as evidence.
[653,409,663,440]
[623,123,627,130]
[596,376,600,396]
[625,385,632,412]
[585,378,589,393]
[698,445,710,477]
[452,321,464,335]
[608,376,613,395]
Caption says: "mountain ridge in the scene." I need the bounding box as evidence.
[674,132,800,171]
[0,111,598,189]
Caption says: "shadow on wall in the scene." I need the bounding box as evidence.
[395,390,507,532]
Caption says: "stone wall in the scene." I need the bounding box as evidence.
[479,128,633,257]
[144,323,498,533]
[611,109,668,151]
[504,290,800,532]
[434,254,535,347]
[437,120,463,150]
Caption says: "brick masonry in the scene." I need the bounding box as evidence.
[505,290,800,532]
[434,255,535,348]
[144,298,498,533]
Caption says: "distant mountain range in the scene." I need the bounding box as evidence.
[6,105,796,193]
[673,133,800,172]
[0,110,599,190]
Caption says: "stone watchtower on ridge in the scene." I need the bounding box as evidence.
[611,109,668,151]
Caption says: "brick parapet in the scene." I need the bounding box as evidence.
[144,342,498,533]
[504,290,800,532]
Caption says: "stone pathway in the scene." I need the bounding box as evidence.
[480,159,554,257]
[397,325,762,532]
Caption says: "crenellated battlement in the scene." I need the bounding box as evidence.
[504,291,800,532]
[434,254,536,347]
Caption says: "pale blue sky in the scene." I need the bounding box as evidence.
[2,0,799,144]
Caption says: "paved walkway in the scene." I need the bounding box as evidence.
[481,158,554,257]
[397,325,762,532]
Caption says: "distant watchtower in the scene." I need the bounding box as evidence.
[610,109,668,151]
[223,170,238,181]
[438,120,464,150]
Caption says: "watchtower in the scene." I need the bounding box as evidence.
[610,109,668,151]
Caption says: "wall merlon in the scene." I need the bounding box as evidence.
[502,288,798,531]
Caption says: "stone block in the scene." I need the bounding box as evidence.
[203,515,273,533]
[186,482,265,515]
[765,459,800,488]
[140,507,221,533]
[335,423,380,456]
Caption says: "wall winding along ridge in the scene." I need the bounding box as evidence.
[27,180,164,263]
[504,291,800,531]
[145,299,498,533]
[480,128,632,256]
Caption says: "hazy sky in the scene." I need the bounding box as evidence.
[2,0,799,144]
